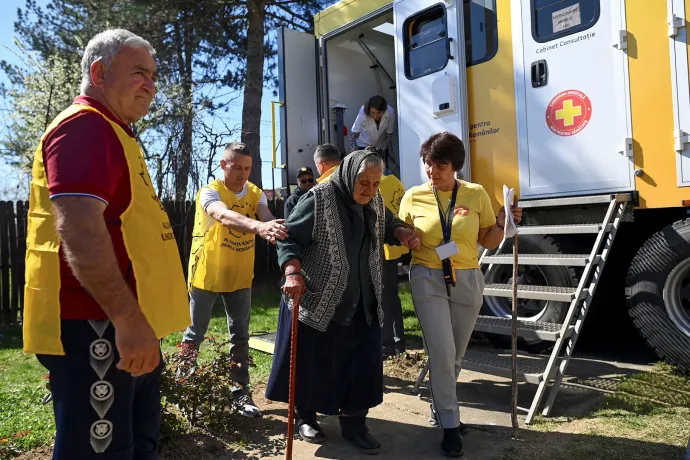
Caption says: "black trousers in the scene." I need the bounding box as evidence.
[37,320,163,460]
[382,259,405,356]
[265,299,383,416]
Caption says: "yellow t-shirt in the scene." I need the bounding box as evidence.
[316,165,338,183]
[379,174,410,260]
[398,181,496,270]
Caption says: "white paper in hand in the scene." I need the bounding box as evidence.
[502,184,519,238]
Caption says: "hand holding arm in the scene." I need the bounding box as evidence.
[206,201,288,243]
[394,225,421,249]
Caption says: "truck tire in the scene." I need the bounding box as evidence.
[482,235,577,353]
[626,220,690,374]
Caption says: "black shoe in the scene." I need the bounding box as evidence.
[429,405,468,434]
[298,420,326,444]
[441,428,463,458]
[345,431,381,455]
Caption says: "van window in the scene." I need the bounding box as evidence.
[404,5,449,79]
[532,0,599,43]
[464,0,498,67]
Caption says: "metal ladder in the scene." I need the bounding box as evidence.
[413,192,633,424]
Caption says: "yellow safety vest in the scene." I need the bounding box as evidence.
[23,104,190,355]
[316,165,338,184]
[379,174,410,261]
[188,179,262,293]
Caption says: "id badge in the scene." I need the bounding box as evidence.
[436,241,459,260]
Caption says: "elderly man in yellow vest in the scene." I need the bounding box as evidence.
[314,143,341,183]
[23,29,190,459]
[180,141,287,417]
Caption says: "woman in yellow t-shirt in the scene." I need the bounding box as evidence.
[398,132,521,458]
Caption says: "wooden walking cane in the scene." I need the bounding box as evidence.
[286,294,301,460]
[511,215,520,439]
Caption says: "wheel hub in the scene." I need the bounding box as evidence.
[485,265,549,322]
[662,257,690,338]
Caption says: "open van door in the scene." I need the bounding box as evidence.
[394,0,470,189]
[278,27,321,186]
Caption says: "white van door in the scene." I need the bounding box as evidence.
[278,27,321,185]
[513,0,634,198]
[394,0,470,189]
[668,0,690,186]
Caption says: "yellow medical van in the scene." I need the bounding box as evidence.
[276,0,690,422]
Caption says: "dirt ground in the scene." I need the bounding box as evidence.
[13,350,690,460]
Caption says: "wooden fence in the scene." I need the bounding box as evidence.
[0,199,284,328]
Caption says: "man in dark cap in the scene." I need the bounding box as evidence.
[284,166,314,219]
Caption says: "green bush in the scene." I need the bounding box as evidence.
[160,336,253,430]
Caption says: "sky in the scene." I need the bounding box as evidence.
[0,0,286,199]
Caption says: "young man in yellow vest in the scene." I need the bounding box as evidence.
[379,168,409,358]
[363,146,409,358]
[181,142,287,417]
[313,143,341,183]
[23,29,190,459]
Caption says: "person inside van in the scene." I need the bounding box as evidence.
[349,95,396,160]
[398,132,521,458]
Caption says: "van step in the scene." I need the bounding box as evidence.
[518,192,634,209]
[517,224,608,235]
[462,349,552,385]
[474,315,573,341]
[484,283,579,302]
[482,253,597,267]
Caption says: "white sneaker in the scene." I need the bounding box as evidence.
[234,393,262,418]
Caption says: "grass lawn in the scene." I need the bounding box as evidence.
[493,363,690,460]
[0,284,418,459]
[0,329,54,459]
[3,283,689,460]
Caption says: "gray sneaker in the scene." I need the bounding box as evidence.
[233,393,261,418]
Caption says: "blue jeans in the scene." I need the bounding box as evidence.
[37,320,163,460]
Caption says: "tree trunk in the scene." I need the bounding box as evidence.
[242,0,266,189]
[177,87,194,200]
[173,9,195,201]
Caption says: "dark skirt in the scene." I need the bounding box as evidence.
[265,298,383,416]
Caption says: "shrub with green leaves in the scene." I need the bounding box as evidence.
[160,336,253,429]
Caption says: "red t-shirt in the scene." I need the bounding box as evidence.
[43,96,137,320]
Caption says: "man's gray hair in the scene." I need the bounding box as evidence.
[81,29,156,93]
[357,154,385,177]
[314,143,341,164]
[223,141,251,161]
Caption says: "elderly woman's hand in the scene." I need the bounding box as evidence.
[394,225,422,250]
[282,272,306,301]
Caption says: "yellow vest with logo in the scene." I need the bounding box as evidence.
[23,104,191,355]
[379,174,410,260]
[316,165,338,184]
[188,179,262,293]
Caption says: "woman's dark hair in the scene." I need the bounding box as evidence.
[419,132,466,171]
[364,95,387,116]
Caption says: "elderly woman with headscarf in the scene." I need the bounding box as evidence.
[265,150,420,455]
